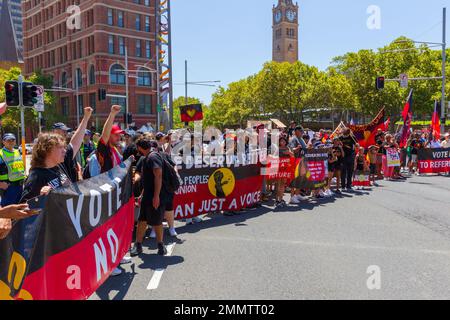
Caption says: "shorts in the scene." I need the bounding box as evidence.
[139,199,166,226]
[165,193,174,211]
[369,164,376,175]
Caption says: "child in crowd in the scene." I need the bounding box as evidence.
[353,147,370,190]
[367,145,379,187]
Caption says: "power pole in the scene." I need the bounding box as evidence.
[442,7,447,134]
[185,60,188,105]
[18,75,26,167]
[125,46,129,129]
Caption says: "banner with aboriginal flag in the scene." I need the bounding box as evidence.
[180,104,204,122]
[173,161,263,219]
[431,100,442,140]
[348,108,387,148]
[290,149,329,190]
[0,160,134,300]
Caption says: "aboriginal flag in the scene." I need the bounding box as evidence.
[180,104,204,122]
[431,100,441,140]
[348,108,386,148]
[399,90,413,148]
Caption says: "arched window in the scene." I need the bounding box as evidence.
[137,67,151,87]
[110,64,125,85]
[75,68,82,88]
[61,72,67,88]
[89,65,95,85]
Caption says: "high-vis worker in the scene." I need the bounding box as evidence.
[0,133,26,206]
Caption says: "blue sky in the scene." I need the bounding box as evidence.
[171,0,448,104]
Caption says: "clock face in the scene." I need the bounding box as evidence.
[275,10,282,23]
[286,10,296,22]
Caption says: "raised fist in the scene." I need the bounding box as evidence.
[84,107,94,117]
[111,105,122,114]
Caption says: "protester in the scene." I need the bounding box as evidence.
[52,108,93,182]
[97,105,124,174]
[442,133,450,148]
[80,130,95,168]
[133,139,168,256]
[340,128,357,190]
[368,145,379,186]
[0,133,26,206]
[289,126,308,203]
[380,134,398,181]
[275,136,293,207]
[327,137,344,194]
[353,147,370,190]
[20,133,71,203]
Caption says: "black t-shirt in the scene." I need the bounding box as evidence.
[123,143,139,165]
[339,136,356,158]
[63,144,78,183]
[141,152,165,204]
[20,166,71,203]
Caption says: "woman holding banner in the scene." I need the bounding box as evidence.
[275,136,294,208]
[380,134,399,181]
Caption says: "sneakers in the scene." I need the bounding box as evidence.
[290,196,300,204]
[335,189,342,194]
[224,211,234,217]
[111,267,122,277]
[294,194,308,201]
[373,182,379,187]
[149,229,156,239]
[130,243,143,257]
[120,256,132,264]
[157,243,167,256]
[193,216,203,223]
[185,218,194,225]
[169,227,178,237]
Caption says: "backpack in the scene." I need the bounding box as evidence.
[82,151,101,180]
[152,151,181,194]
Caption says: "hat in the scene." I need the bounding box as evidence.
[155,132,165,140]
[85,129,92,136]
[53,123,70,131]
[110,125,125,135]
[3,133,16,141]
[445,133,450,138]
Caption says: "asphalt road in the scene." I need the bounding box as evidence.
[91,174,450,300]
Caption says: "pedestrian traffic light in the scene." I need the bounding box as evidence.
[376,76,385,90]
[4,81,19,106]
[98,89,107,101]
[22,82,38,107]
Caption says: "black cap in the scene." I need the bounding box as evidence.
[52,123,70,131]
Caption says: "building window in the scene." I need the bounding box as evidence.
[136,39,141,57]
[138,95,152,114]
[118,36,125,55]
[76,95,84,115]
[76,68,82,88]
[135,14,141,30]
[108,35,114,54]
[145,16,150,32]
[118,11,124,27]
[89,93,96,113]
[61,97,69,116]
[137,67,151,87]
[110,96,126,113]
[110,64,126,85]
[107,8,113,25]
[144,0,150,6]
[61,72,67,88]
[145,41,151,58]
[89,65,95,85]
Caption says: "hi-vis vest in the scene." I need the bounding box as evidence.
[0,148,25,182]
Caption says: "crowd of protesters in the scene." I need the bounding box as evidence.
[1,105,450,277]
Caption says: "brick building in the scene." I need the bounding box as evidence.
[22,0,158,129]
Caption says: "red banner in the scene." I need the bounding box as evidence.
[173,164,262,219]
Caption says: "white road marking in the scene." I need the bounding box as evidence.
[146,243,176,290]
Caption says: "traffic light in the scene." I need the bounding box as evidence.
[376,76,385,90]
[123,112,132,125]
[22,82,38,107]
[98,88,107,101]
[4,81,19,106]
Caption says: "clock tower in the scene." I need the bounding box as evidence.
[272,0,299,63]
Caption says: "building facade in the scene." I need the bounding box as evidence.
[22,0,157,129]
[0,0,23,65]
[272,0,299,63]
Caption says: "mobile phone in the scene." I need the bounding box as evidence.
[26,195,47,214]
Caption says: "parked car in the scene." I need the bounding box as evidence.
[18,144,33,155]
